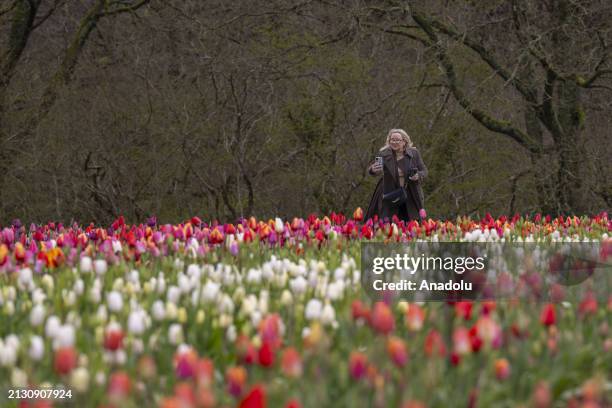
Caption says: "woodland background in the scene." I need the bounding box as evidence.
[1,0,610,224]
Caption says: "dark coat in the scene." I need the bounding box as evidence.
[365,146,427,222]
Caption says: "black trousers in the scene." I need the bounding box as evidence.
[381,187,420,223]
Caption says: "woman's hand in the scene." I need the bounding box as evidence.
[370,162,383,175]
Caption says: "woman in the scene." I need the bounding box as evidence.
[365,129,427,222]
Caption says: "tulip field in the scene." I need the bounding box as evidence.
[0,211,610,408]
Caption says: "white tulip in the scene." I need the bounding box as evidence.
[201,281,220,303]
[151,300,165,321]
[321,303,336,325]
[280,290,293,306]
[0,342,17,367]
[333,267,346,281]
[4,301,14,315]
[80,256,93,273]
[167,286,181,304]
[290,276,307,295]
[54,324,75,348]
[70,367,90,393]
[326,281,344,301]
[45,315,61,338]
[30,304,46,327]
[115,349,127,365]
[107,291,123,312]
[128,310,146,334]
[262,264,273,280]
[64,290,77,307]
[166,302,178,320]
[156,276,166,293]
[93,259,108,275]
[305,298,323,320]
[112,240,122,253]
[11,368,27,388]
[275,217,284,233]
[131,339,144,354]
[247,268,262,284]
[32,288,46,304]
[5,335,19,350]
[226,325,237,342]
[127,269,140,284]
[89,287,101,304]
[73,279,85,295]
[178,274,191,293]
[18,267,34,290]
[168,324,183,345]
[96,305,108,323]
[29,336,45,361]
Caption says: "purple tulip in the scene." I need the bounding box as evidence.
[146,216,157,227]
[229,240,239,256]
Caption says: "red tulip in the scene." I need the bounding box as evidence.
[481,300,495,316]
[285,399,302,408]
[239,385,266,408]
[405,303,425,331]
[386,336,408,368]
[353,207,364,222]
[174,349,198,379]
[174,382,196,407]
[103,327,124,351]
[454,301,473,320]
[469,326,483,353]
[159,397,182,408]
[349,351,368,380]
[540,304,556,327]
[108,371,131,400]
[370,302,395,335]
[424,329,446,358]
[494,358,510,380]
[532,381,551,408]
[235,335,257,365]
[351,300,370,323]
[280,347,303,378]
[257,341,275,367]
[208,228,224,245]
[578,291,598,317]
[194,358,214,388]
[453,327,471,355]
[226,366,247,397]
[196,386,216,408]
[360,225,373,239]
[450,352,461,366]
[54,347,77,375]
[475,315,502,347]
[258,313,283,350]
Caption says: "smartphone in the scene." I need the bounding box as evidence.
[375,156,383,166]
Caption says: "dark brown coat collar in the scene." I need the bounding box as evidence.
[380,146,415,158]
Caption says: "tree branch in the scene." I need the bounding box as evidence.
[0,0,17,17]
[99,0,150,17]
[425,16,538,104]
[409,9,543,154]
[32,0,66,30]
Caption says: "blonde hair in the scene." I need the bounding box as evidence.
[380,128,414,151]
